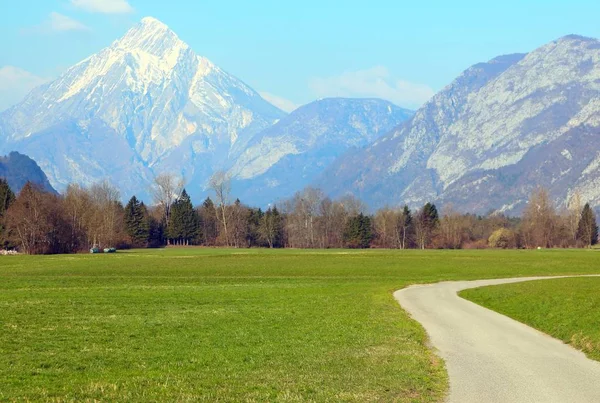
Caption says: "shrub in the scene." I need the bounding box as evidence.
[488,228,516,249]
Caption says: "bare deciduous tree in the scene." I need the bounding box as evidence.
[521,188,559,248]
[89,180,123,248]
[374,208,400,248]
[151,173,184,225]
[438,206,466,249]
[567,191,583,244]
[209,170,232,246]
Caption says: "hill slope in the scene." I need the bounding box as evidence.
[320,35,600,213]
[229,98,413,205]
[0,152,56,194]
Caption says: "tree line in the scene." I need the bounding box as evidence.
[0,174,597,254]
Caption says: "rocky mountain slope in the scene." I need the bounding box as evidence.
[229,98,413,205]
[0,17,285,200]
[0,152,56,194]
[319,35,600,213]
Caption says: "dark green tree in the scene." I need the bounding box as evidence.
[147,214,165,248]
[199,197,218,246]
[343,213,373,249]
[415,203,439,249]
[399,205,413,249]
[259,206,284,248]
[124,196,149,247]
[577,203,599,247]
[422,203,439,228]
[0,178,15,217]
[0,179,15,248]
[167,189,199,245]
[246,208,264,247]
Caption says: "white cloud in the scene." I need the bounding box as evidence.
[48,12,90,32]
[308,66,435,109]
[0,66,49,112]
[71,0,134,14]
[259,92,300,113]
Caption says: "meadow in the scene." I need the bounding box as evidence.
[461,276,600,362]
[2,249,600,402]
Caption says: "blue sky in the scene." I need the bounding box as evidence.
[1,0,599,111]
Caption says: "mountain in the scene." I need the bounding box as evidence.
[0,17,285,200]
[0,152,56,194]
[228,98,413,205]
[319,35,600,213]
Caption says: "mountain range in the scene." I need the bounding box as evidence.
[2,18,600,214]
[0,17,284,200]
[229,98,412,205]
[0,17,411,203]
[0,152,56,194]
[320,35,600,213]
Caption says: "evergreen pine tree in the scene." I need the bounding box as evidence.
[0,178,15,248]
[416,203,439,249]
[259,206,284,248]
[0,179,15,217]
[148,215,165,248]
[246,208,263,247]
[343,213,373,249]
[422,203,439,228]
[577,203,599,247]
[168,189,199,245]
[200,197,218,245]
[399,205,413,249]
[179,189,199,244]
[270,206,284,248]
[167,199,183,244]
[124,196,149,247]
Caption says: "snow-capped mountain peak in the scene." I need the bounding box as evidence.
[115,16,188,59]
[0,17,285,200]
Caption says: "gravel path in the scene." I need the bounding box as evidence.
[395,276,600,403]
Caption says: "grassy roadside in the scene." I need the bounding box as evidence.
[1,249,600,401]
[460,276,600,362]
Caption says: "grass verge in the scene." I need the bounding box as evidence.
[461,276,600,362]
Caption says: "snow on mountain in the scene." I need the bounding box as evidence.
[319,35,600,213]
[0,17,285,200]
[228,98,413,205]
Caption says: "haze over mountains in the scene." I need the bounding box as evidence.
[0,17,412,204]
[0,152,55,194]
[1,17,600,213]
[0,17,285,200]
[230,98,412,205]
[321,35,600,213]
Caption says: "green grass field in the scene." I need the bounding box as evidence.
[2,249,600,402]
[461,276,600,362]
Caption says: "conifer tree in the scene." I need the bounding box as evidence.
[199,197,218,246]
[246,208,264,247]
[124,196,149,247]
[415,203,439,249]
[577,203,599,247]
[0,179,15,247]
[167,189,199,245]
[399,205,413,249]
[423,203,439,228]
[259,206,284,248]
[0,178,15,217]
[343,213,373,248]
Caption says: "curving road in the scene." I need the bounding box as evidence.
[395,276,600,403]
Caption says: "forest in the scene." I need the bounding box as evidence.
[0,172,598,255]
